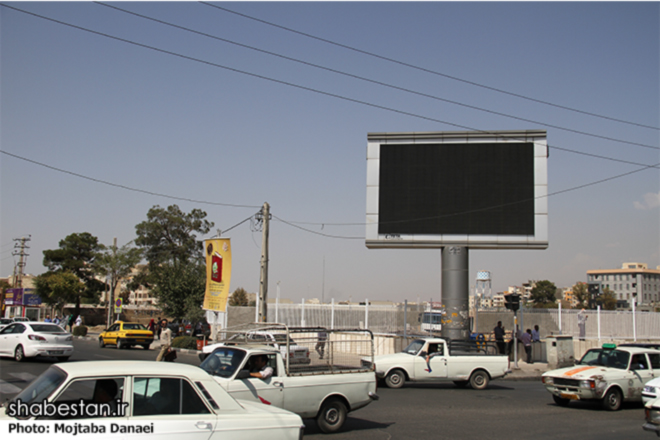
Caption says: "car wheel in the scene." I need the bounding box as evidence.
[385,369,406,389]
[602,387,622,411]
[453,380,469,388]
[469,370,490,390]
[57,356,70,362]
[14,345,25,362]
[552,395,570,407]
[117,339,124,350]
[98,338,105,348]
[142,344,150,350]
[316,398,347,433]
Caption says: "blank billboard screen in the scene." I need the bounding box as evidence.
[378,142,534,236]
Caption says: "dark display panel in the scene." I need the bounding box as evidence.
[378,143,535,236]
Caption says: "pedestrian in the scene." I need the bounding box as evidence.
[521,329,533,363]
[156,317,162,340]
[578,309,588,340]
[67,314,75,332]
[147,318,155,334]
[156,319,173,362]
[44,315,52,323]
[53,315,61,326]
[493,321,506,354]
[531,325,540,342]
[75,315,82,327]
[315,330,328,359]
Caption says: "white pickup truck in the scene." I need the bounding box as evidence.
[368,337,509,390]
[199,327,378,433]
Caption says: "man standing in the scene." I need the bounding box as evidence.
[156,319,173,362]
[493,321,505,354]
[44,315,52,323]
[578,309,588,340]
[315,330,328,359]
[521,329,533,363]
[531,325,540,342]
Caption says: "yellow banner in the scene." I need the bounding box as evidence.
[203,238,232,312]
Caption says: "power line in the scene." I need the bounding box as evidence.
[0,150,260,209]
[95,1,656,151]
[3,3,658,161]
[200,2,659,132]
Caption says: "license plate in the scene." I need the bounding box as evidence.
[560,393,579,400]
[136,339,145,343]
[49,351,64,355]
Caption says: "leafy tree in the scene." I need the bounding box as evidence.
[134,205,214,322]
[33,272,85,314]
[135,205,213,265]
[530,280,558,307]
[229,288,249,306]
[572,282,589,309]
[42,232,106,316]
[95,241,143,325]
[596,287,617,310]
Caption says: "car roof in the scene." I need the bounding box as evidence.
[52,361,212,380]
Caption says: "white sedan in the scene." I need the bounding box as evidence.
[0,361,305,440]
[0,321,73,362]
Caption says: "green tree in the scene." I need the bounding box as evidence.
[134,205,214,322]
[596,287,617,310]
[33,271,85,314]
[572,282,589,309]
[229,288,249,306]
[530,280,558,307]
[42,232,106,316]
[95,241,143,325]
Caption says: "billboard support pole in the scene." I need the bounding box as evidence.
[441,246,469,341]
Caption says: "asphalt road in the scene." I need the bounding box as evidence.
[0,339,651,440]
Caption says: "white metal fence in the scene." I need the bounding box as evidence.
[266,302,660,340]
[267,302,401,334]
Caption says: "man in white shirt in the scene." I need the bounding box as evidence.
[156,319,173,362]
[249,355,274,380]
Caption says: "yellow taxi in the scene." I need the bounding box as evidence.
[98,321,154,350]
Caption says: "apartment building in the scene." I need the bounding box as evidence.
[587,262,660,306]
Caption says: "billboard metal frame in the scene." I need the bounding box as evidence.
[366,130,548,250]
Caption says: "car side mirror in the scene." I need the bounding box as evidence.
[420,351,428,357]
[235,370,251,380]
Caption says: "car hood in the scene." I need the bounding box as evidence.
[372,352,413,367]
[543,365,613,379]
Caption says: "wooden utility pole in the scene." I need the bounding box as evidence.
[258,203,270,323]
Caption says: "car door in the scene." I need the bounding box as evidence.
[413,342,448,379]
[0,324,18,355]
[130,376,215,440]
[226,354,284,407]
[105,324,120,345]
[628,353,655,400]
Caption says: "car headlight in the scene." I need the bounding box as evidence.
[579,380,595,389]
[541,376,554,385]
[644,386,657,395]
[646,408,660,424]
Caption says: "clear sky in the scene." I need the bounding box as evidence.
[1,2,658,303]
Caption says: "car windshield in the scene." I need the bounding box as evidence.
[8,366,67,410]
[199,347,247,378]
[403,340,426,355]
[578,349,630,369]
[29,324,68,333]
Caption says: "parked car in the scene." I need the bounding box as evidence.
[541,343,660,410]
[644,397,660,436]
[201,330,311,364]
[99,321,153,350]
[0,360,306,440]
[0,318,14,331]
[369,337,508,390]
[0,322,73,362]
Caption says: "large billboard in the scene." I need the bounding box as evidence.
[366,130,548,249]
[203,238,232,312]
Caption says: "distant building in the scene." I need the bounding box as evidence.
[587,262,660,307]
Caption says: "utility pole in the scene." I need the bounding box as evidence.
[257,203,270,323]
[107,237,117,328]
[12,236,31,288]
